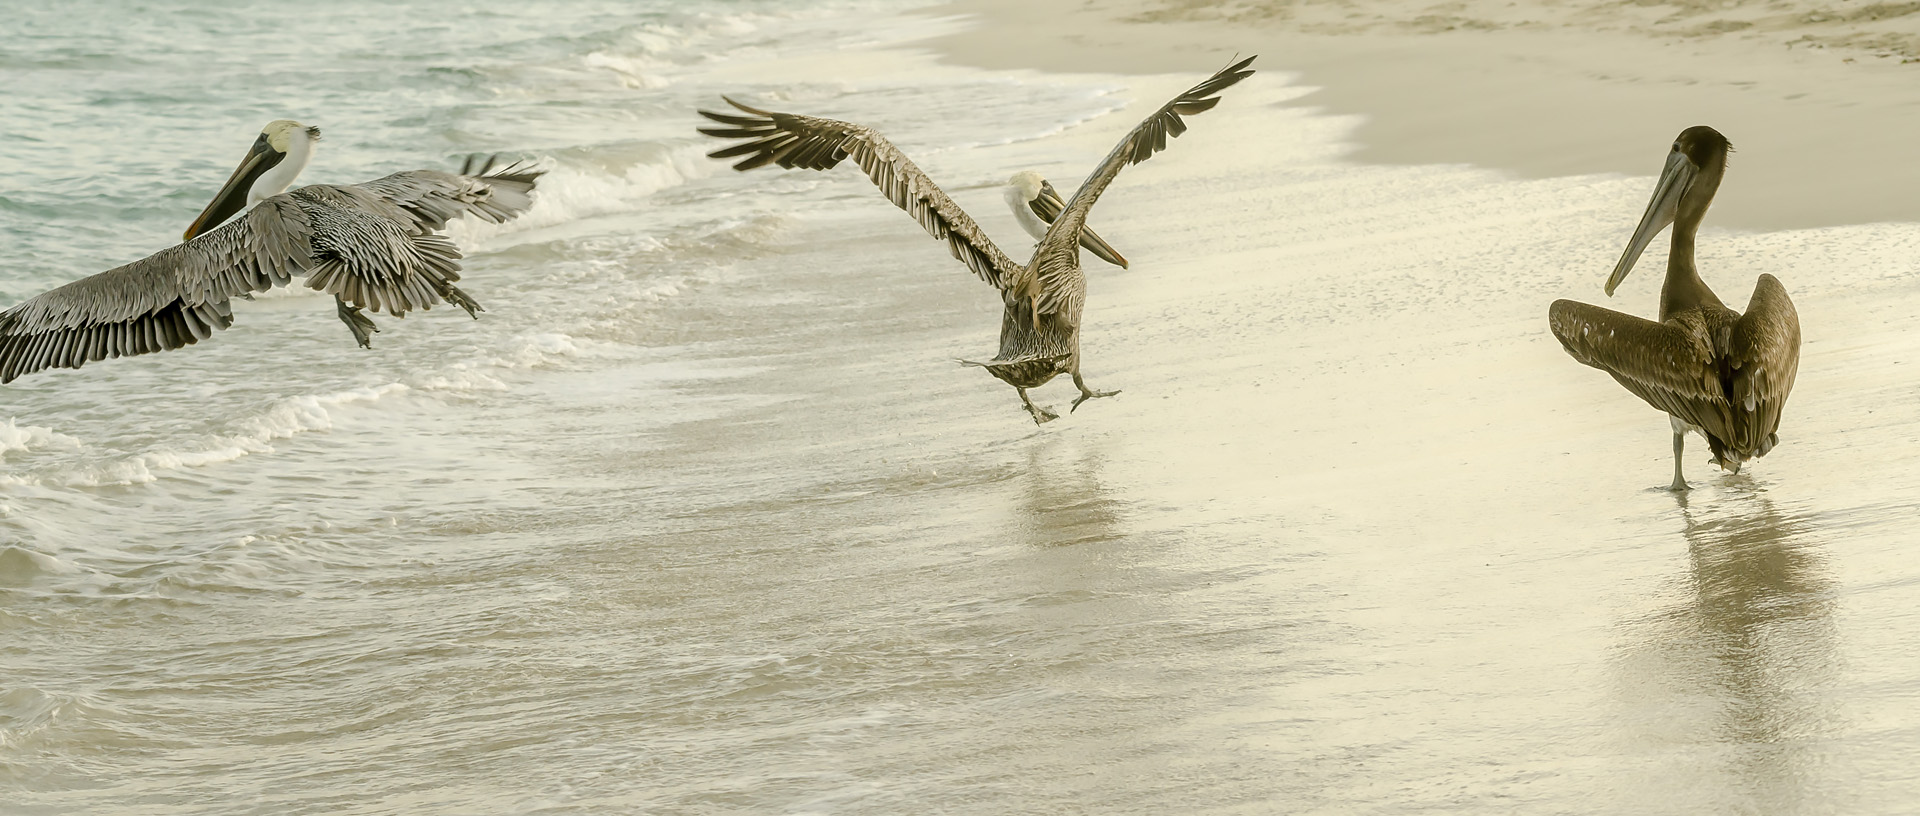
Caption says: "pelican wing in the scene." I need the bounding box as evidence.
[0,197,312,383]
[1548,299,1738,446]
[283,185,480,319]
[1725,274,1800,455]
[351,155,543,234]
[1032,56,1256,319]
[698,98,1024,292]
[1028,179,1128,269]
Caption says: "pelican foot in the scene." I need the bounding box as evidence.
[1071,388,1121,413]
[1026,404,1060,425]
[1668,478,1690,492]
[336,301,380,349]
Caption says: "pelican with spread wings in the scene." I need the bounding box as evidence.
[699,57,1255,424]
[1549,126,1801,490]
[0,120,542,384]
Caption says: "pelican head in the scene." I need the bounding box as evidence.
[184,119,322,240]
[1605,125,1731,296]
[1004,170,1128,269]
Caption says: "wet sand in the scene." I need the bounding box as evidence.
[926,0,1920,229]
[10,2,1920,812]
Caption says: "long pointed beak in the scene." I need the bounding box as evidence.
[183,134,286,241]
[1605,149,1694,297]
[1032,180,1128,269]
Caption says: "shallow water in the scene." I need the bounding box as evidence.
[6,2,1920,813]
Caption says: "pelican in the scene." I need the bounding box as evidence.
[699,56,1255,424]
[1549,126,1801,490]
[0,119,542,384]
[1004,170,1128,269]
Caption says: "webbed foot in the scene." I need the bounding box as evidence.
[1071,388,1120,413]
[1017,387,1057,425]
[336,299,380,349]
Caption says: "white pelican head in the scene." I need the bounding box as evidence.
[1003,170,1127,268]
[184,119,322,240]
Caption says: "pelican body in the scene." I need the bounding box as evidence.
[1549,126,1801,490]
[699,57,1255,424]
[0,120,542,384]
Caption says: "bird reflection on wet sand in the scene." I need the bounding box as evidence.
[1013,437,1125,550]
[1611,484,1841,813]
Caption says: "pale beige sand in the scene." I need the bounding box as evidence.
[925,0,1920,229]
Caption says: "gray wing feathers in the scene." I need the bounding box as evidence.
[0,199,311,383]
[698,99,1025,292]
[352,155,542,233]
[1034,55,1256,319]
[293,189,479,318]
[0,157,541,383]
[1726,274,1801,455]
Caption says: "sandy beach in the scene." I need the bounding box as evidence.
[928,0,1920,229]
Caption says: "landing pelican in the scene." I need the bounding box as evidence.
[0,120,542,384]
[1004,170,1128,269]
[699,57,1255,424]
[1549,125,1801,490]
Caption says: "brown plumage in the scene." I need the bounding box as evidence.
[1549,126,1801,490]
[0,138,541,385]
[699,56,1256,424]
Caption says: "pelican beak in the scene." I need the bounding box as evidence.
[1032,179,1129,269]
[1605,149,1694,297]
[183,133,287,241]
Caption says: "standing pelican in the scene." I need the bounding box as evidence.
[1004,171,1128,269]
[1549,126,1800,490]
[699,57,1254,424]
[0,120,542,384]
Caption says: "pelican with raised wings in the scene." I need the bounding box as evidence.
[699,57,1254,424]
[1549,126,1800,490]
[0,119,542,384]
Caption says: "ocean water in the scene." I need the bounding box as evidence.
[7,1,1920,814]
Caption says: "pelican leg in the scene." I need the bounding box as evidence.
[1018,387,1058,425]
[336,296,380,349]
[1069,372,1120,413]
[1669,427,1690,492]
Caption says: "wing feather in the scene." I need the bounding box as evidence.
[0,198,310,383]
[1548,299,1738,447]
[1726,274,1800,456]
[1033,55,1257,320]
[350,154,543,234]
[1,155,541,383]
[698,97,1024,291]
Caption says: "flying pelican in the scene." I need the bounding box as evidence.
[1548,125,1801,490]
[699,57,1255,424]
[0,120,542,384]
[1004,170,1128,269]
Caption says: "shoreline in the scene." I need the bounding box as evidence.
[921,0,1920,230]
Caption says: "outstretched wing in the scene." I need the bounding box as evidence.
[350,155,544,233]
[1548,298,1738,447]
[0,197,313,383]
[697,98,1025,292]
[0,157,543,384]
[1033,55,1257,318]
[1725,275,1800,455]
